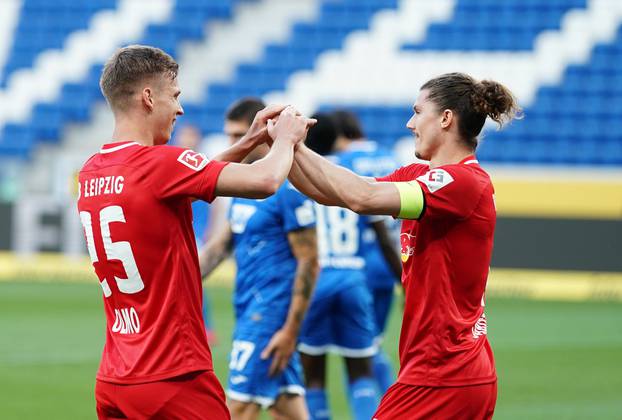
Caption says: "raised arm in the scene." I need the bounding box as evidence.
[198,220,233,279]
[212,104,286,163]
[288,157,343,206]
[292,144,406,217]
[261,227,319,375]
[214,107,312,199]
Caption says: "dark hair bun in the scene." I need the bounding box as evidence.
[473,80,522,127]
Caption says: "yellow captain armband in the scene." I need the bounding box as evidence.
[394,181,424,219]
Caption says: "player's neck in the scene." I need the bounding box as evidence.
[111,116,157,146]
[428,143,474,168]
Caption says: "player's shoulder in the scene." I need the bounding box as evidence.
[424,157,490,193]
[440,157,490,181]
[393,162,430,179]
[79,153,100,174]
[146,145,213,171]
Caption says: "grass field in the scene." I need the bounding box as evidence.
[1,281,621,419]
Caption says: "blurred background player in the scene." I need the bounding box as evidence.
[78,45,314,419]
[299,113,380,420]
[329,110,402,394]
[199,97,319,420]
[288,72,521,419]
[175,123,216,343]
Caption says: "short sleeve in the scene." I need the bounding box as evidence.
[376,164,427,183]
[415,165,486,220]
[279,183,316,232]
[148,146,229,202]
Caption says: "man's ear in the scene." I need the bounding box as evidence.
[440,109,453,129]
[142,87,154,112]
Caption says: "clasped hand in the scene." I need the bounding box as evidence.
[239,104,316,149]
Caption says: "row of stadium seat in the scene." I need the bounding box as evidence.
[0,0,117,87]
[316,23,622,165]
[182,0,400,132]
[142,0,248,53]
[403,0,587,51]
[0,0,620,167]
[33,0,397,146]
[0,0,248,158]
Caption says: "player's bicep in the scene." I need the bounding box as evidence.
[352,180,403,217]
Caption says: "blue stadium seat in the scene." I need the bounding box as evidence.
[0,124,36,158]
[1,0,620,167]
[1,0,118,87]
[195,0,400,139]
[403,0,587,52]
[0,0,244,158]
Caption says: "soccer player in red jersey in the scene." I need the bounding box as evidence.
[287,73,521,419]
[76,45,314,420]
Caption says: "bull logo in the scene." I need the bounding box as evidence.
[400,233,415,262]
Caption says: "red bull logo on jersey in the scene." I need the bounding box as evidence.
[400,233,415,263]
[177,150,209,171]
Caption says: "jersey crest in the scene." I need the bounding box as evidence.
[294,200,315,226]
[230,203,257,233]
[177,150,209,171]
[416,169,454,193]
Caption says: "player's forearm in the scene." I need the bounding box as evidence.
[295,144,379,213]
[249,138,295,195]
[212,140,255,163]
[288,158,343,206]
[199,243,230,279]
[283,257,319,334]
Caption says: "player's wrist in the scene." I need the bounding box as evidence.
[274,133,301,146]
[281,322,300,337]
[237,132,261,151]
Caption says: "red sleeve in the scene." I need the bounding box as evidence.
[375,164,427,182]
[148,146,229,202]
[414,165,486,220]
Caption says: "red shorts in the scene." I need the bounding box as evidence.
[95,370,230,420]
[373,381,497,420]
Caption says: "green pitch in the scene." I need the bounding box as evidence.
[1,281,621,419]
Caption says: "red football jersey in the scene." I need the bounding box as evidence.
[377,155,497,387]
[77,141,228,384]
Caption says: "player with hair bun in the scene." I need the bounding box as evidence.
[288,72,521,419]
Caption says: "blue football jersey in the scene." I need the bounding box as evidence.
[229,181,315,332]
[337,141,400,289]
[315,154,373,274]
[191,200,210,247]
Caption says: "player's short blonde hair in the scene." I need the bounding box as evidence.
[100,45,178,112]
